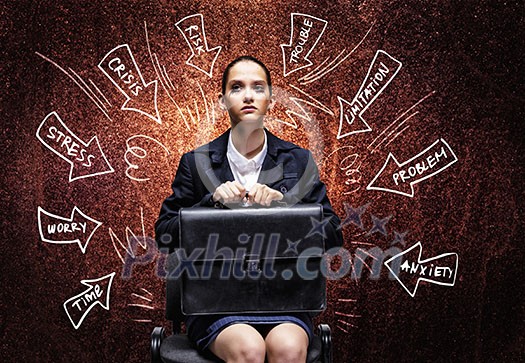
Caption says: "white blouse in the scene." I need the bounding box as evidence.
[226,130,268,192]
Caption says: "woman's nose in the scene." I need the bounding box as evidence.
[243,88,254,102]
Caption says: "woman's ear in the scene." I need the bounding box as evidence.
[267,94,275,111]
[218,93,227,111]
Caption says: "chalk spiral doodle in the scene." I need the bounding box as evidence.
[124,135,170,182]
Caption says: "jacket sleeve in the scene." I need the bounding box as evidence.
[154,152,215,252]
[282,150,344,249]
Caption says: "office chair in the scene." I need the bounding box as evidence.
[151,205,333,363]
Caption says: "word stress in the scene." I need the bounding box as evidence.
[36,111,114,182]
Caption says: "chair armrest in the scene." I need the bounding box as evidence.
[151,327,166,363]
[318,324,332,363]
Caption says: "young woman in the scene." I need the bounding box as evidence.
[155,56,343,363]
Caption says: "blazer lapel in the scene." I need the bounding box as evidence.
[214,160,235,184]
[204,130,234,186]
[257,141,284,186]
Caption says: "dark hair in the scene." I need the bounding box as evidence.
[221,55,272,95]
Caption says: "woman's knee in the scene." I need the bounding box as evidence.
[234,341,266,363]
[210,324,266,363]
[266,324,308,363]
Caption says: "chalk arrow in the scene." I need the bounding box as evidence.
[36,112,114,182]
[98,44,161,124]
[384,242,458,297]
[367,138,458,197]
[337,50,402,139]
[63,272,116,329]
[281,13,328,77]
[37,206,102,254]
[175,13,222,78]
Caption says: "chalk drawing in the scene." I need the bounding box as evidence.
[124,135,170,182]
[337,50,402,139]
[37,206,102,254]
[384,242,458,297]
[35,52,113,122]
[129,288,156,323]
[98,44,161,124]
[143,21,190,130]
[367,138,458,197]
[283,84,334,129]
[281,13,328,77]
[321,146,364,195]
[63,272,116,329]
[89,79,112,107]
[145,20,215,130]
[335,298,360,333]
[299,22,375,85]
[36,111,114,182]
[175,14,222,78]
[108,207,154,264]
[368,91,435,153]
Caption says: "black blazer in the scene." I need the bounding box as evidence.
[155,129,343,251]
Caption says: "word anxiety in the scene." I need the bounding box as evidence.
[400,260,454,279]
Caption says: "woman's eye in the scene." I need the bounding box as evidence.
[231,84,241,92]
[254,85,265,93]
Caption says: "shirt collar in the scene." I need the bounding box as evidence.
[227,130,267,173]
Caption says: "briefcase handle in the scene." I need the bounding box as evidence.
[237,199,288,208]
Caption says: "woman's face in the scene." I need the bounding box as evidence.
[220,60,273,128]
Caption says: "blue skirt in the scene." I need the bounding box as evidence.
[186,313,314,351]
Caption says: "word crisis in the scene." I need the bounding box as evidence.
[107,57,142,96]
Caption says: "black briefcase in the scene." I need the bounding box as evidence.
[177,204,326,315]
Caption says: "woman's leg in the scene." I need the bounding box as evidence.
[265,323,309,363]
[209,323,266,363]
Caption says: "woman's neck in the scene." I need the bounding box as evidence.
[231,125,265,159]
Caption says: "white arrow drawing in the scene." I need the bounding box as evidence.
[63,272,116,329]
[384,242,458,297]
[37,206,103,254]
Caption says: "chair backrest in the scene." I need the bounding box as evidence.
[165,251,185,327]
[166,204,327,323]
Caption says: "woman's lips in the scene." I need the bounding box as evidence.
[241,106,257,113]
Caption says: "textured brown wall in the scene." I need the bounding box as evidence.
[1,0,523,361]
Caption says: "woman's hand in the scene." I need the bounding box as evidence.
[212,181,246,205]
[248,183,283,206]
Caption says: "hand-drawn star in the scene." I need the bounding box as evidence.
[305,216,332,239]
[367,214,392,237]
[390,230,408,246]
[339,202,370,230]
[284,239,301,255]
